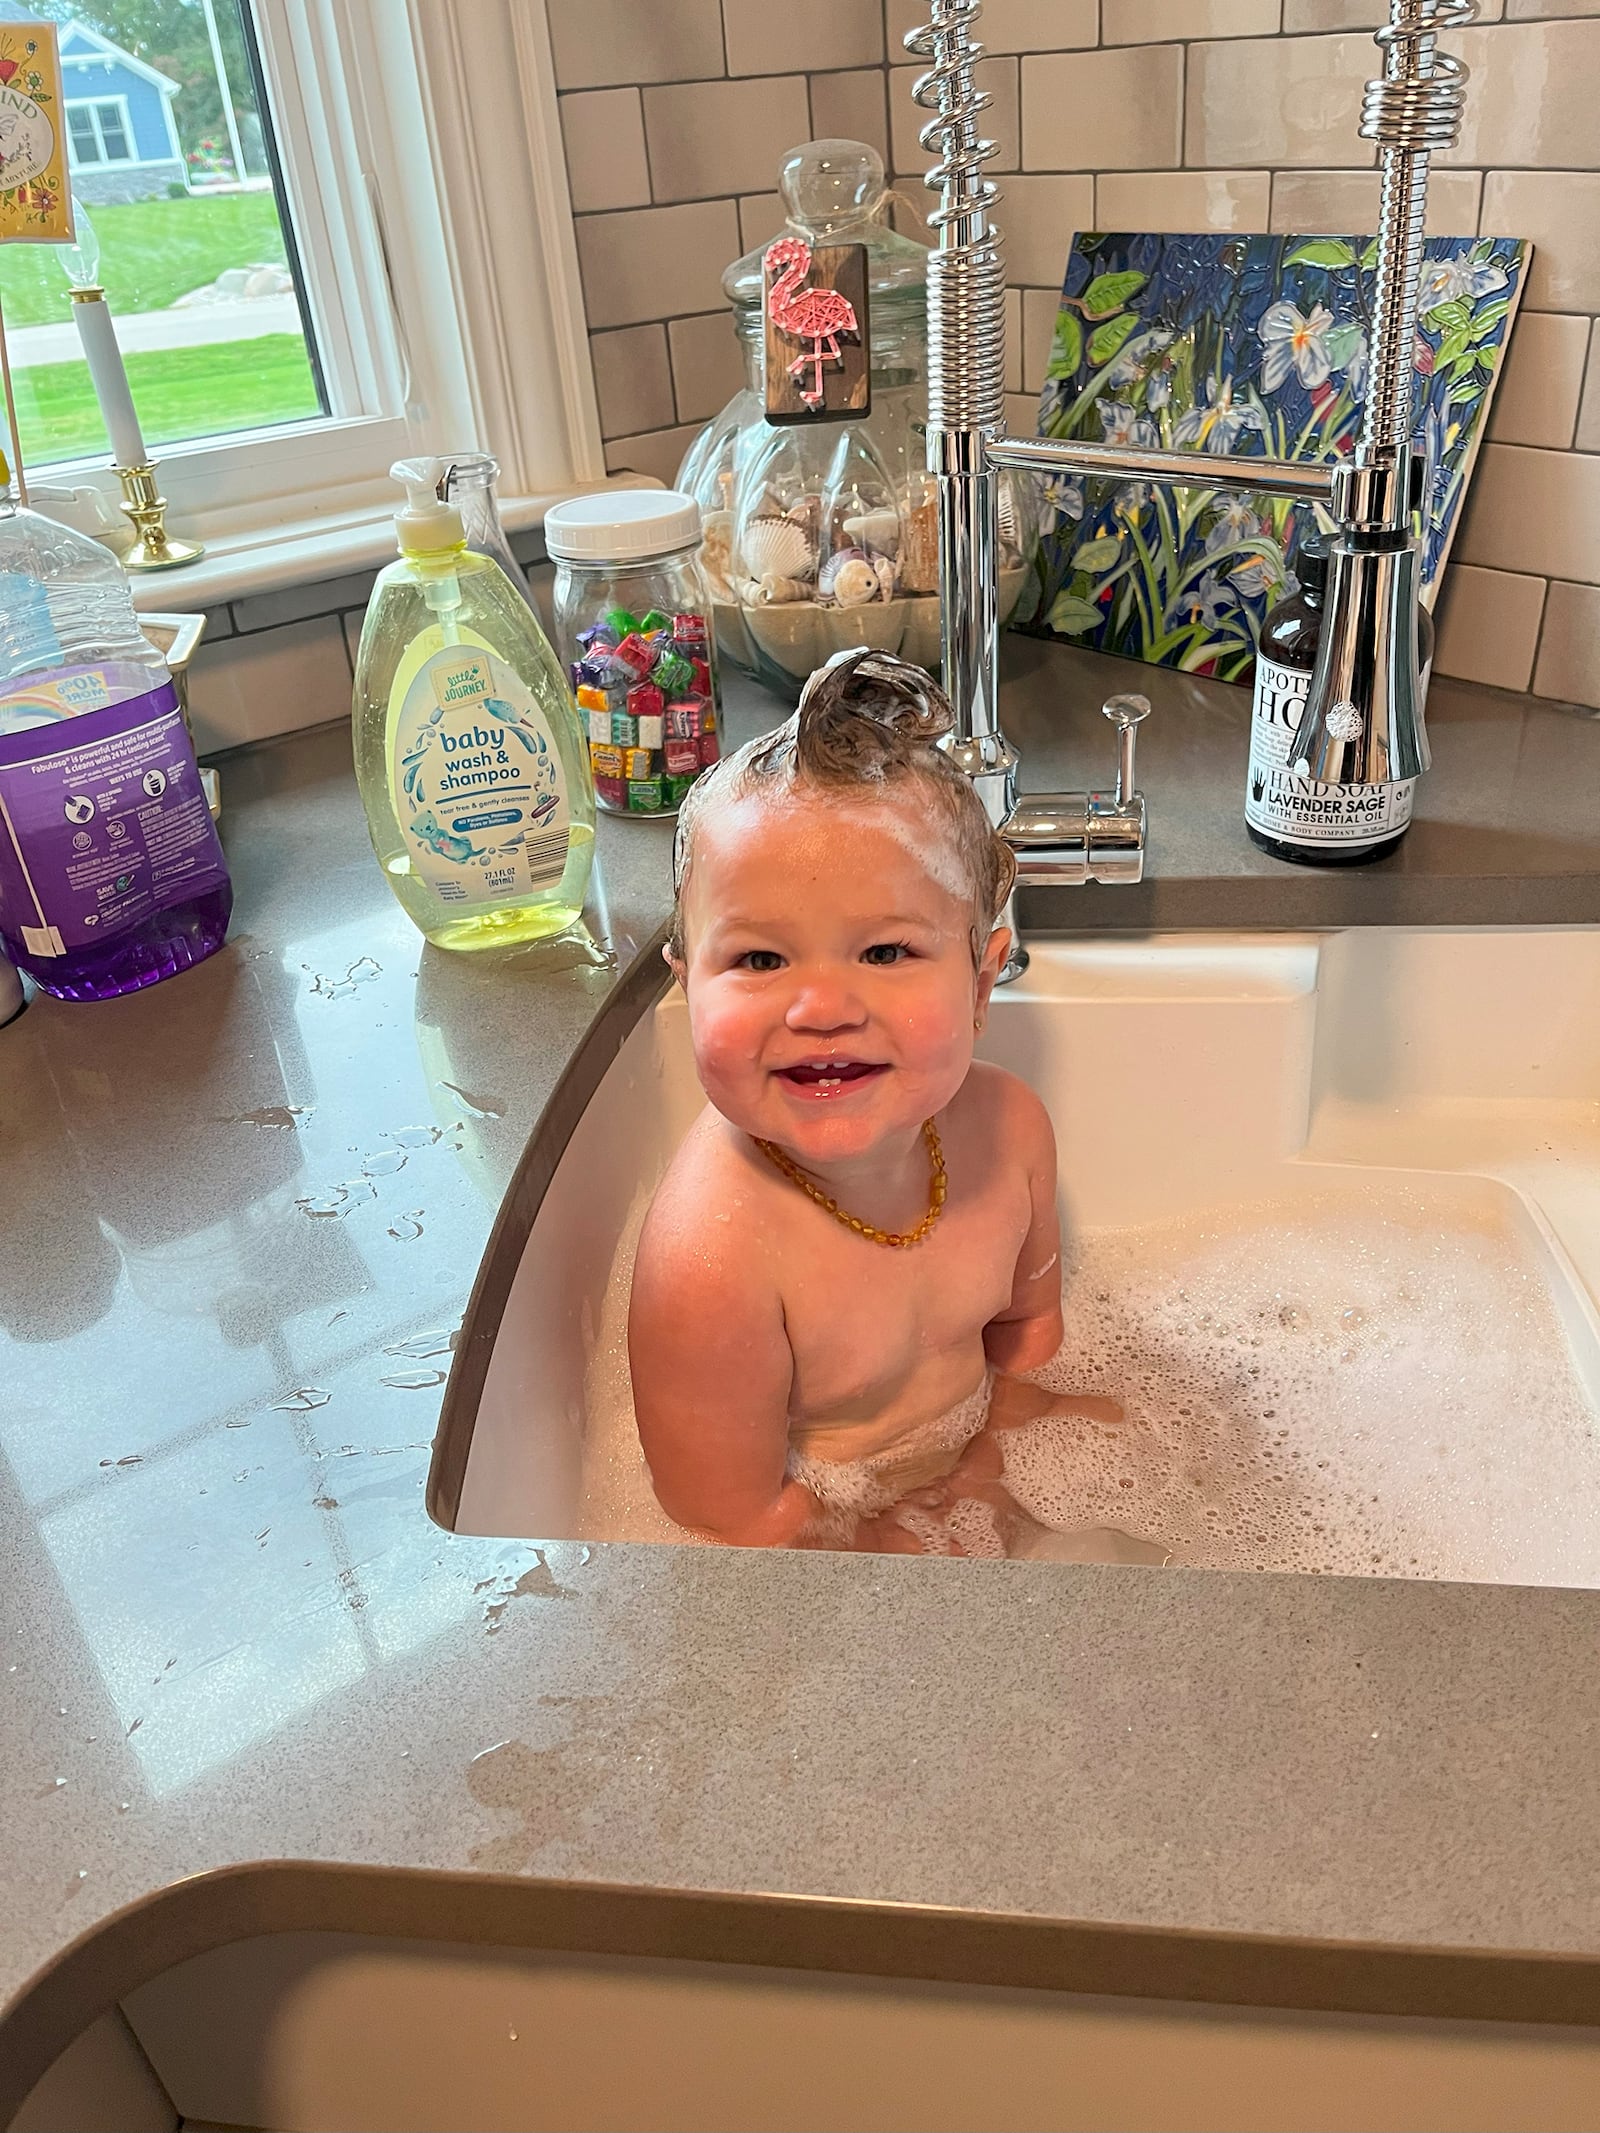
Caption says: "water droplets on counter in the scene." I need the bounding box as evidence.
[221,1104,313,1130]
[361,1148,409,1177]
[98,1454,142,1469]
[437,1080,504,1119]
[387,1210,425,1242]
[306,957,382,1000]
[385,1326,459,1360]
[380,1368,447,1390]
[385,1122,464,1150]
[296,1179,378,1220]
[273,1388,331,1413]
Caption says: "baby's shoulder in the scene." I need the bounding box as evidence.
[634,1110,774,1289]
[949,1060,1055,1178]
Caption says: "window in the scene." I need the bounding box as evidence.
[0,0,604,567]
[67,97,134,166]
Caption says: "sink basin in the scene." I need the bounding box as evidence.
[431,927,1600,1582]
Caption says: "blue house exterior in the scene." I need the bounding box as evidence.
[56,20,186,204]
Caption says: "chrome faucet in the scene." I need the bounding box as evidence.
[908,0,1473,975]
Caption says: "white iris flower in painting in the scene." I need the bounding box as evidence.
[1259,301,1337,393]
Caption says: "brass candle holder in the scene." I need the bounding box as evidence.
[114,461,205,572]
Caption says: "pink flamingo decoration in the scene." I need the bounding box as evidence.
[764,236,859,410]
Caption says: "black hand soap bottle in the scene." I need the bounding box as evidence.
[1244,538,1431,868]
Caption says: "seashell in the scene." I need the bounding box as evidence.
[700,508,735,600]
[819,546,896,605]
[828,558,883,607]
[742,513,816,584]
[841,506,901,553]
[750,572,807,605]
[871,550,899,599]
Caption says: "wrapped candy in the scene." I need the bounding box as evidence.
[628,777,666,812]
[665,737,699,776]
[653,650,694,698]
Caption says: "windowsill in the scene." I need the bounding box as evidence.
[125,473,661,617]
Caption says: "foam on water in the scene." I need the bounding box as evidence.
[579,1177,1600,1584]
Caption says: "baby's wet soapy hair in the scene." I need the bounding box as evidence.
[669,649,1017,963]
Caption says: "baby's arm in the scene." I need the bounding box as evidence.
[628,1184,820,1548]
[983,1079,1064,1379]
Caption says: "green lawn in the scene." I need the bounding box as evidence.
[0,192,290,326]
[8,336,321,464]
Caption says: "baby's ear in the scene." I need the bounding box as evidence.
[663,942,687,990]
[974,925,1010,1024]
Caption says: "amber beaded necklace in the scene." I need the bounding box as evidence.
[755,1118,947,1248]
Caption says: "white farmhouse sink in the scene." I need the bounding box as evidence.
[442,928,1600,1584]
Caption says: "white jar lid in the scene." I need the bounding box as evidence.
[544,488,702,562]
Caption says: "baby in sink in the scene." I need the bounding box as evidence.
[627,649,1119,1554]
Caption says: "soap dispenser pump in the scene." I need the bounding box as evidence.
[352,458,595,950]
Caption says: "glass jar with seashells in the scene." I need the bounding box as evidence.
[676,137,1033,696]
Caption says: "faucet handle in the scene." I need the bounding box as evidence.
[1101,693,1151,807]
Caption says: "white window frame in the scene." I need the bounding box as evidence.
[66,94,136,166]
[30,0,604,577]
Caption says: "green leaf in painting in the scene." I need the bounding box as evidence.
[1324,320,1365,374]
[1049,311,1083,377]
[1436,323,1472,369]
[1071,534,1123,573]
[1046,590,1103,637]
[1080,270,1147,320]
[1285,239,1357,269]
[1421,296,1472,333]
[1470,296,1512,342]
[1087,313,1137,366]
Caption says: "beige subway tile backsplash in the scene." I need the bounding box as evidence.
[1023,44,1184,171]
[1449,22,1600,170]
[1482,172,1600,313]
[1433,565,1547,694]
[668,310,746,424]
[738,194,783,252]
[723,0,882,78]
[1577,325,1600,453]
[548,0,724,92]
[1508,0,1600,16]
[1188,34,1372,168]
[1000,173,1096,285]
[1532,580,1600,710]
[560,90,650,215]
[887,0,1097,55]
[1098,168,1271,231]
[1285,0,1502,21]
[1486,313,1590,451]
[644,76,811,203]
[576,200,739,329]
[1455,444,1600,584]
[809,69,889,158]
[590,323,675,438]
[604,423,705,489]
[1269,167,1481,235]
[1104,0,1279,41]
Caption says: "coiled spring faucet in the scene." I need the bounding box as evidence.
[908,0,1474,968]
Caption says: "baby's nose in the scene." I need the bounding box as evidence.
[786,971,867,1031]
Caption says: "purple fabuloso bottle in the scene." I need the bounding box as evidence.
[0,454,231,1001]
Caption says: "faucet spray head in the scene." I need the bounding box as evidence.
[1286,531,1430,787]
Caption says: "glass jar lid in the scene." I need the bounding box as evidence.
[544,488,702,562]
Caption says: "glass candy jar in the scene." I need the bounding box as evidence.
[544,490,722,819]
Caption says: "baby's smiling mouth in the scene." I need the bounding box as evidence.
[775,1059,888,1095]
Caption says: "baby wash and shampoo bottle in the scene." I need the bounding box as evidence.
[353,460,594,949]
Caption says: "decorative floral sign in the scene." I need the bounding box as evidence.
[0,19,71,242]
[1016,230,1528,682]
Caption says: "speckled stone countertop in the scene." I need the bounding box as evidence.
[2,641,1599,2104]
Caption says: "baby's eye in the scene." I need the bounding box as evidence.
[736,949,785,972]
[861,941,913,967]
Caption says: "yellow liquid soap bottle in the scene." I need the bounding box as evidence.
[352,457,595,950]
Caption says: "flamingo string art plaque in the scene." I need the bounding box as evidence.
[761,236,870,425]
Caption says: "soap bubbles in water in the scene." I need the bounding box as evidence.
[574,1180,1600,1583]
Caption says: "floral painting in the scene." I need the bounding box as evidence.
[1015,230,1528,682]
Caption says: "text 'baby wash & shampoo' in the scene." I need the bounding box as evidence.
[352,459,594,949]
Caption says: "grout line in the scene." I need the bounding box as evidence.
[1526,575,1554,695]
